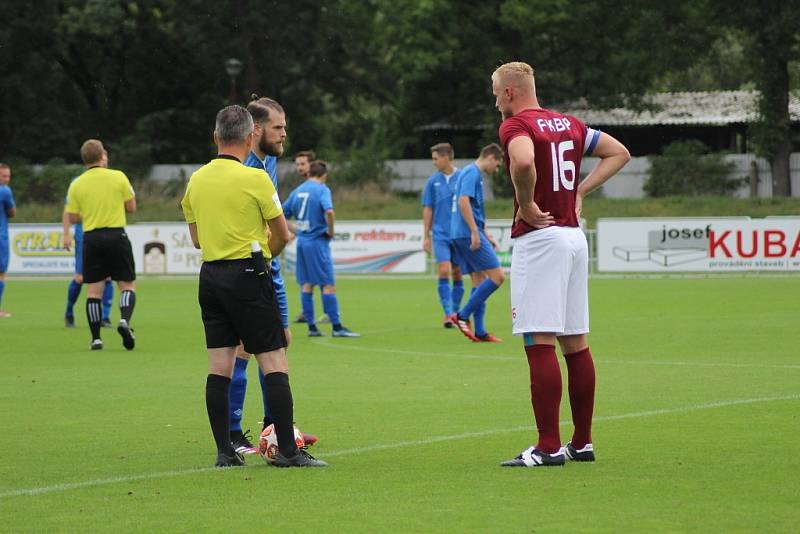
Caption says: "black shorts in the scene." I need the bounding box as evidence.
[82,228,136,283]
[198,259,287,354]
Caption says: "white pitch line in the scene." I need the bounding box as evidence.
[323,393,800,457]
[310,339,800,370]
[0,467,220,498]
[1,393,797,500]
[603,358,800,370]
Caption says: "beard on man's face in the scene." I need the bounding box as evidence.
[260,133,284,157]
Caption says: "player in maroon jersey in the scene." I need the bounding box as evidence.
[492,62,630,467]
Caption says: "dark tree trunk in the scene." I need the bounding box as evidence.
[771,138,792,197]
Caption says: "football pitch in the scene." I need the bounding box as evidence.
[0,276,798,532]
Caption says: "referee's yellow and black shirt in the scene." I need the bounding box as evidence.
[65,167,135,231]
[181,155,283,262]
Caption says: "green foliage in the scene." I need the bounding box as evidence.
[0,0,797,173]
[491,165,514,198]
[326,135,399,191]
[7,159,82,204]
[653,30,756,92]
[645,140,741,197]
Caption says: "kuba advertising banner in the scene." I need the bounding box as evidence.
[597,217,800,272]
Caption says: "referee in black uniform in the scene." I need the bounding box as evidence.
[181,105,327,468]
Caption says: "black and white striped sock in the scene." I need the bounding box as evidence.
[119,290,136,322]
[86,298,102,340]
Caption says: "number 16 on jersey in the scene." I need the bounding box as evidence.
[550,140,576,191]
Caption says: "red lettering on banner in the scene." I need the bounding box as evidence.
[354,230,407,241]
[764,230,787,258]
[709,230,731,258]
[792,232,800,258]
[736,230,758,258]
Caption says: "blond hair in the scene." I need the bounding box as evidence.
[80,139,105,165]
[492,62,536,93]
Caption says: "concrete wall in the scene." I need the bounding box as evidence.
[147,153,800,199]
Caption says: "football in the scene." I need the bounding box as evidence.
[259,424,306,460]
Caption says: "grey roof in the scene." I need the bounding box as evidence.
[557,90,800,126]
[418,91,800,130]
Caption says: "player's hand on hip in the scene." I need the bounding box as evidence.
[517,203,554,229]
[469,230,481,250]
[423,236,432,254]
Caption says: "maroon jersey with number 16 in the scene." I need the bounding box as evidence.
[499,108,599,238]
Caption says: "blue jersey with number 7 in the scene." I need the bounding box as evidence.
[283,180,333,240]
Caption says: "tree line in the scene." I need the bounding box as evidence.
[0,0,797,194]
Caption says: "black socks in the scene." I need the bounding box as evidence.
[86,298,102,340]
[206,374,234,455]
[119,290,136,322]
[263,372,298,457]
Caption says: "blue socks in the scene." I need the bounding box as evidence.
[438,278,466,316]
[66,280,113,319]
[437,278,452,315]
[65,280,82,317]
[301,291,315,326]
[458,278,500,320]
[230,358,274,432]
[229,357,249,433]
[102,280,114,320]
[472,289,488,337]
[322,293,341,327]
[0,280,5,308]
[452,279,465,312]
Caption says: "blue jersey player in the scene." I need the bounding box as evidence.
[226,96,318,453]
[290,151,329,325]
[422,143,464,328]
[284,160,359,338]
[62,174,115,328]
[450,144,505,342]
[0,163,16,318]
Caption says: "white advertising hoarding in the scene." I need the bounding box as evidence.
[597,217,800,272]
[7,221,426,275]
[283,221,425,273]
[6,223,203,275]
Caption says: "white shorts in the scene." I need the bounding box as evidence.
[510,226,589,336]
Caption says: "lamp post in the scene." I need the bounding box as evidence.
[224,58,243,103]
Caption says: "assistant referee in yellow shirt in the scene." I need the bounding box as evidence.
[65,140,137,351]
[181,105,327,468]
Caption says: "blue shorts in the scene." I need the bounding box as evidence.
[433,237,458,264]
[270,257,289,328]
[295,238,335,286]
[0,237,8,273]
[452,235,501,274]
[74,236,84,275]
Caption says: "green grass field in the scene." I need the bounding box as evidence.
[1,276,798,532]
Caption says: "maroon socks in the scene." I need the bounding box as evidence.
[525,344,597,453]
[525,344,562,454]
[565,347,596,449]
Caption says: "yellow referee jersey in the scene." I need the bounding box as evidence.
[65,167,135,232]
[181,157,283,262]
